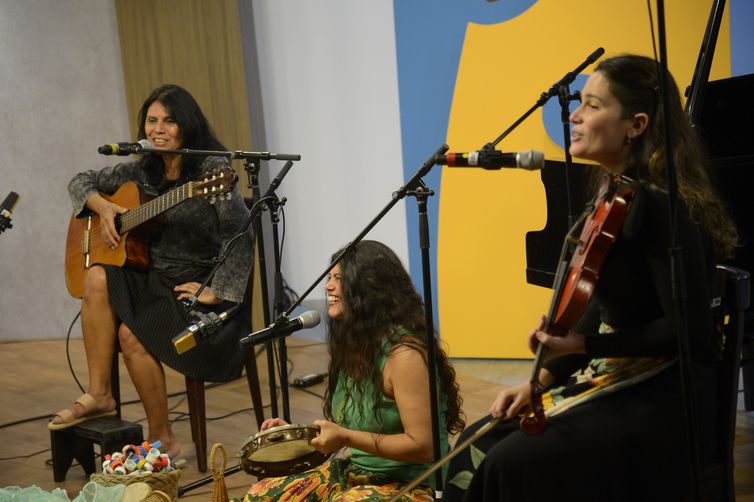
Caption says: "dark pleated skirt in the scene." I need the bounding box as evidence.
[105,265,249,382]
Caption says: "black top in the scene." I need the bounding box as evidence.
[544,182,717,384]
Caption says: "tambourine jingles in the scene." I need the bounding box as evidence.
[238,423,330,477]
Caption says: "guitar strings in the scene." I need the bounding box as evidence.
[115,183,191,234]
[102,169,229,237]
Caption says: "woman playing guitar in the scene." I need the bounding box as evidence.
[49,85,253,460]
[443,55,738,501]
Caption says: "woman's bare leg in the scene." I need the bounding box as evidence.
[50,265,117,425]
[119,324,181,457]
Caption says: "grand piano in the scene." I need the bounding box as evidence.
[700,72,754,410]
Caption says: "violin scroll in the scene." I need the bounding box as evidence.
[519,382,546,435]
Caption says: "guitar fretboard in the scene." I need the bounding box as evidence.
[115,182,194,234]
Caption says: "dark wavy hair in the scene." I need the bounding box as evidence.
[136,84,226,184]
[592,54,738,258]
[322,240,465,435]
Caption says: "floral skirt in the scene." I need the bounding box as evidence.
[239,457,434,501]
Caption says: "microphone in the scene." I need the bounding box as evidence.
[239,310,321,347]
[0,191,19,233]
[98,139,153,156]
[267,160,294,193]
[172,307,236,354]
[436,149,545,170]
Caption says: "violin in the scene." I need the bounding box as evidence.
[519,174,637,435]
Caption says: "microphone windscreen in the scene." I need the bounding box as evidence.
[519,150,545,170]
[299,310,321,328]
[1,192,19,214]
[138,139,154,150]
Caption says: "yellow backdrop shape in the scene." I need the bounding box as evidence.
[438,0,731,358]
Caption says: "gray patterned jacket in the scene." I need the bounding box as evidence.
[68,156,253,303]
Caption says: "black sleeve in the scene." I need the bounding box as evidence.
[542,298,599,385]
[584,187,715,361]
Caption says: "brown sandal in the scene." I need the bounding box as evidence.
[47,393,116,430]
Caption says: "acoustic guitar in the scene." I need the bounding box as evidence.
[64,167,237,298]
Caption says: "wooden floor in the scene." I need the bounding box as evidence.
[0,337,751,500]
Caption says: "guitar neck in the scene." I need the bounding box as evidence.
[116,181,194,234]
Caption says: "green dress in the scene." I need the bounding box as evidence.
[242,329,448,501]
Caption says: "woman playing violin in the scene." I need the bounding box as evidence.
[444,54,738,501]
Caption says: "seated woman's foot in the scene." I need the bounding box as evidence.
[152,436,181,460]
[48,393,116,430]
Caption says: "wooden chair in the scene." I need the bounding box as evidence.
[698,264,750,501]
[111,267,266,473]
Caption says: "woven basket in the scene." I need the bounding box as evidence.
[91,470,180,501]
[210,443,229,502]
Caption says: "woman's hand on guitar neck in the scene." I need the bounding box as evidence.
[86,193,127,249]
[174,281,223,305]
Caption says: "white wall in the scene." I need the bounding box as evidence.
[0,1,408,339]
[249,1,409,307]
[0,0,129,340]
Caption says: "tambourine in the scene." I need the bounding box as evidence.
[238,423,329,477]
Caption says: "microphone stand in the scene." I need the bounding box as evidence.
[243,157,290,422]
[411,180,445,498]
[655,1,701,499]
[139,145,300,312]
[269,196,291,421]
[476,48,603,237]
[556,85,582,230]
[178,145,449,498]
[140,145,300,494]
[172,158,296,497]
[138,145,300,162]
[272,145,448,500]
[481,47,604,153]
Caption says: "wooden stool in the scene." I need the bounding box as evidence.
[50,416,143,482]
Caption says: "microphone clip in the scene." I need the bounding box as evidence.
[172,310,223,354]
[190,310,225,339]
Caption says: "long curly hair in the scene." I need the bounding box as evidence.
[593,54,738,259]
[135,84,226,184]
[322,240,465,435]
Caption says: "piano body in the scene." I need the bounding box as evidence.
[700,73,754,410]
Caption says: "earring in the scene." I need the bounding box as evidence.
[624,135,633,145]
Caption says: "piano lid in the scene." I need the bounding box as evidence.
[525,160,592,288]
[698,73,754,278]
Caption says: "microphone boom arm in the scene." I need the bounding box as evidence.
[279,144,448,318]
[486,47,604,150]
